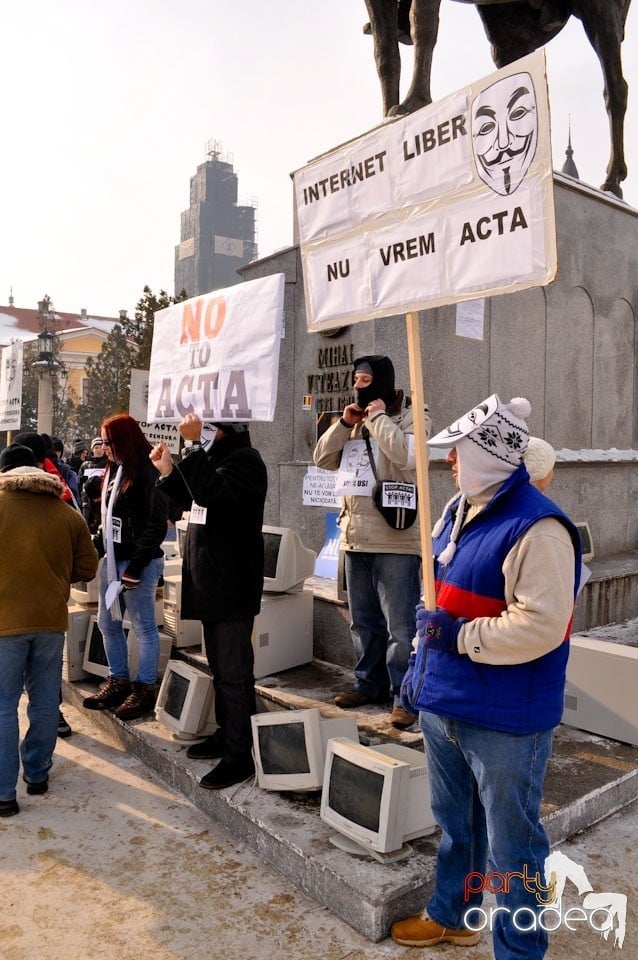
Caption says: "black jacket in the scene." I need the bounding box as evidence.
[158,432,267,622]
[94,462,169,578]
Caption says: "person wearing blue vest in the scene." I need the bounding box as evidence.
[392,395,581,960]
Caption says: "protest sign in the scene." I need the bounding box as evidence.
[148,273,285,423]
[293,50,555,334]
[0,340,23,432]
[129,367,180,455]
[295,51,556,605]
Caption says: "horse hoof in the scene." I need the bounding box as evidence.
[600,180,623,199]
[388,94,432,118]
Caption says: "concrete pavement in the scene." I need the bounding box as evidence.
[1,696,636,960]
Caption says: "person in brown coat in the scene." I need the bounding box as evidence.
[0,444,98,817]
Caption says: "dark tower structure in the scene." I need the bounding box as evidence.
[561,123,580,181]
[174,141,257,299]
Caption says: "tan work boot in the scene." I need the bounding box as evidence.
[390,705,417,729]
[391,913,481,947]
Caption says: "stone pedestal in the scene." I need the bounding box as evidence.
[240,177,638,662]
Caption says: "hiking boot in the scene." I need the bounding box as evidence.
[114,682,157,722]
[391,913,481,947]
[83,677,132,711]
[199,756,255,790]
[390,705,417,729]
[186,729,224,760]
[57,712,72,738]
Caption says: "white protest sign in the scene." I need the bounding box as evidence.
[293,50,555,332]
[0,340,23,431]
[302,466,339,508]
[147,274,285,423]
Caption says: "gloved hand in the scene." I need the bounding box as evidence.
[415,604,467,654]
[399,651,420,713]
[121,569,140,591]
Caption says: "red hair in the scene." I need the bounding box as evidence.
[101,414,152,490]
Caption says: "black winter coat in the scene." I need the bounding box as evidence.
[158,433,267,622]
[93,462,169,578]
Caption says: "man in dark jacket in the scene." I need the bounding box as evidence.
[151,412,267,789]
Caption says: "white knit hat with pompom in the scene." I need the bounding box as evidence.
[429,394,531,465]
[430,395,531,564]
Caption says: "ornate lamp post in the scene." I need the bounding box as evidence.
[32,326,60,434]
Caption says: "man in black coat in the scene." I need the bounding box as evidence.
[151,413,267,789]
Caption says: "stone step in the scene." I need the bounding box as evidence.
[62,659,638,943]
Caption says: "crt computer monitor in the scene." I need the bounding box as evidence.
[70,557,102,605]
[262,526,316,594]
[82,615,117,678]
[251,707,359,792]
[320,738,436,862]
[174,516,189,558]
[154,659,216,740]
[81,615,171,681]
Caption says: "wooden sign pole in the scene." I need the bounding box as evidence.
[405,311,436,609]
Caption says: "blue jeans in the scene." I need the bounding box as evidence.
[420,711,553,960]
[98,557,163,685]
[0,632,64,800]
[345,551,421,702]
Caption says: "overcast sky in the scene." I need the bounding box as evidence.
[1,0,636,318]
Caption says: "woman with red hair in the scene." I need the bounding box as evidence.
[82,414,169,721]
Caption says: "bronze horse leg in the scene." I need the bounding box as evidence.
[391,0,443,114]
[364,0,402,114]
[575,0,629,197]
[478,0,629,197]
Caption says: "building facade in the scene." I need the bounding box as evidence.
[174,143,257,299]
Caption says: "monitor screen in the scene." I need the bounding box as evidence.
[327,753,384,833]
[86,619,109,669]
[175,518,189,559]
[251,708,359,792]
[263,532,282,581]
[320,739,436,861]
[257,720,310,776]
[163,669,190,720]
[575,521,594,562]
[154,659,216,740]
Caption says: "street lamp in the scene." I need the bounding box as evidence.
[32,327,60,434]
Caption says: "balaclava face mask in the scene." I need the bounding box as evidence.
[353,355,396,409]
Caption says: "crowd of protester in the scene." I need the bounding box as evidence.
[0,363,581,960]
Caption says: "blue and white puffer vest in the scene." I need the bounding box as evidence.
[415,465,582,734]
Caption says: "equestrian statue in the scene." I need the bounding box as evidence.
[364,0,631,197]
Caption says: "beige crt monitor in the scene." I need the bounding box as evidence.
[64,604,95,681]
[562,635,638,746]
[82,616,172,682]
[162,574,204,648]
[251,590,313,678]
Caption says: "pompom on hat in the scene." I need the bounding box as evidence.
[524,436,555,483]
